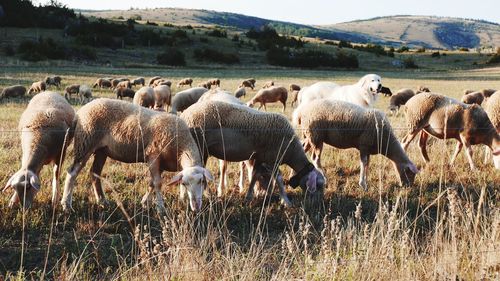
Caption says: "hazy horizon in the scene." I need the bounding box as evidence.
[39,0,500,25]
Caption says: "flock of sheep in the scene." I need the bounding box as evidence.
[1,73,499,213]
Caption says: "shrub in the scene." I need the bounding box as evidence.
[354,44,391,57]
[416,47,426,53]
[431,51,441,58]
[17,38,67,61]
[130,15,142,21]
[157,49,186,66]
[458,47,469,52]
[207,28,227,38]
[146,21,158,26]
[324,41,336,46]
[403,56,418,68]
[193,48,240,64]
[232,34,240,42]
[246,25,304,50]
[266,48,358,68]
[338,40,353,48]
[397,46,410,53]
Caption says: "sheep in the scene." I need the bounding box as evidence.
[78,85,92,104]
[116,80,132,89]
[289,84,301,107]
[380,86,393,97]
[207,78,220,87]
[262,80,274,89]
[64,84,80,100]
[293,99,418,190]
[247,86,288,112]
[482,89,497,98]
[484,91,500,167]
[44,76,62,87]
[133,86,155,108]
[117,78,130,82]
[170,87,209,114]
[111,79,121,89]
[132,77,145,87]
[3,92,74,208]
[60,98,213,212]
[289,84,301,93]
[198,88,242,104]
[148,76,162,86]
[0,85,26,99]
[156,79,172,87]
[197,82,211,89]
[401,92,500,170]
[115,87,135,100]
[180,100,325,206]
[240,79,255,90]
[234,86,246,98]
[28,81,46,95]
[388,88,416,112]
[177,78,193,88]
[461,91,484,105]
[464,89,475,95]
[416,86,431,94]
[93,78,112,89]
[153,85,172,111]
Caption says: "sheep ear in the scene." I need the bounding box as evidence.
[202,168,213,182]
[29,173,40,191]
[407,163,419,174]
[166,172,183,186]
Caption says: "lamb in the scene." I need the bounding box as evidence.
[132,77,145,87]
[92,78,112,89]
[177,78,193,88]
[170,87,209,114]
[247,86,288,112]
[133,86,155,108]
[197,82,211,89]
[64,84,80,100]
[380,86,393,97]
[401,92,500,170]
[180,100,325,206]
[293,99,418,190]
[207,78,220,87]
[153,85,172,111]
[44,76,62,87]
[240,79,256,90]
[483,91,500,167]
[461,91,484,105]
[416,86,431,94]
[115,87,135,100]
[116,80,132,89]
[61,98,213,212]
[78,85,92,104]
[234,86,246,98]
[28,81,47,95]
[388,88,416,112]
[148,76,162,86]
[3,92,74,208]
[1,85,26,99]
[262,80,274,89]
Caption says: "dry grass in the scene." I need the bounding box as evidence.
[0,65,499,280]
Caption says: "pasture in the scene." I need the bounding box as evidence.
[0,65,499,280]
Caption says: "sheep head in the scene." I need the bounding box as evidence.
[167,166,213,211]
[394,162,419,186]
[2,169,40,208]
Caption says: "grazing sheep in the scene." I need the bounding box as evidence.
[132,77,145,87]
[148,76,162,86]
[180,101,325,206]
[299,74,382,107]
[401,92,500,170]
[78,85,92,104]
[153,85,172,111]
[240,79,255,90]
[3,92,74,208]
[293,99,418,190]
[177,78,193,88]
[44,76,62,87]
[28,81,46,95]
[116,80,132,89]
[117,78,130,82]
[207,78,220,87]
[1,85,26,99]
[247,86,288,112]
[198,88,242,104]
[115,87,135,100]
[289,84,301,93]
[111,79,121,89]
[380,86,393,97]
[197,82,211,89]
[133,87,155,108]
[416,86,431,94]
[289,83,301,107]
[170,87,209,114]
[234,86,246,98]
[388,88,416,112]
[461,91,484,105]
[64,84,80,100]
[61,98,213,212]
[262,80,274,89]
[92,78,112,89]
[484,92,500,167]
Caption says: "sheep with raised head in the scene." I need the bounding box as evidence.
[44,76,62,87]
[133,86,155,108]
[93,78,112,89]
[3,92,74,208]
[177,78,193,88]
[293,99,418,190]
[1,85,26,99]
[61,98,212,212]
[28,81,46,95]
[388,88,415,112]
[289,84,301,107]
[401,92,500,170]
[180,100,325,206]
[289,84,301,93]
[170,87,209,114]
[153,85,172,111]
[247,86,288,112]
[132,77,145,87]
[115,87,135,100]
[461,91,485,105]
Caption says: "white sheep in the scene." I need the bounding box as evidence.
[28,81,46,95]
[3,92,75,208]
[170,87,209,114]
[61,98,213,212]
[401,92,500,170]
[247,86,288,112]
[293,99,418,190]
[180,100,325,206]
[148,76,162,86]
[483,91,500,167]
[153,85,172,111]
[133,86,155,108]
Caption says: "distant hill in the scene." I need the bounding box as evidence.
[84,9,500,49]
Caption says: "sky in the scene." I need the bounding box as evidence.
[40,0,500,25]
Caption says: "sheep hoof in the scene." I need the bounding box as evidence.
[280,198,292,207]
[61,201,73,213]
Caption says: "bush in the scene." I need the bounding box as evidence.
[0,0,76,28]
[431,51,441,58]
[18,38,67,61]
[397,46,410,53]
[416,47,426,53]
[458,47,469,52]
[157,49,186,66]
[266,48,358,68]
[193,48,240,64]
[354,43,392,57]
[246,25,304,50]
[146,21,158,26]
[338,40,353,48]
[130,15,142,21]
[324,41,336,46]
[232,34,240,42]
[403,56,418,68]
[207,28,227,38]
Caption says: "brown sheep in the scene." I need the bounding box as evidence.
[148,76,162,86]
[65,84,80,100]
[380,86,393,97]
[133,87,155,108]
[240,79,255,90]
[28,81,46,95]
[247,86,288,112]
[482,89,497,98]
[177,78,193,88]
[111,79,121,89]
[93,78,112,89]
[197,82,211,89]
[153,85,172,111]
[289,84,301,92]
[416,86,431,94]
[1,85,26,99]
[388,88,415,112]
[157,80,172,87]
[44,76,62,87]
[115,87,135,99]
[262,81,274,89]
[132,77,145,86]
[116,80,132,89]
[461,91,485,105]
[207,78,220,87]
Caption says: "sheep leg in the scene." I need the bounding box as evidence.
[61,153,92,211]
[51,163,61,207]
[358,153,370,191]
[245,166,259,203]
[311,143,324,171]
[460,136,476,170]
[418,131,430,162]
[90,151,108,207]
[217,159,227,198]
[238,161,247,194]
[402,130,420,151]
[147,160,165,213]
[282,101,286,113]
[276,171,292,207]
[450,141,463,165]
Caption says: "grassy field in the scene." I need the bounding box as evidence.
[0,63,499,280]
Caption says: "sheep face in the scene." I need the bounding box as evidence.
[167,166,213,211]
[3,170,40,208]
[394,162,419,186]
[298,169,325,193]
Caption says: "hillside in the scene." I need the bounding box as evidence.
[84,9,500,49]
